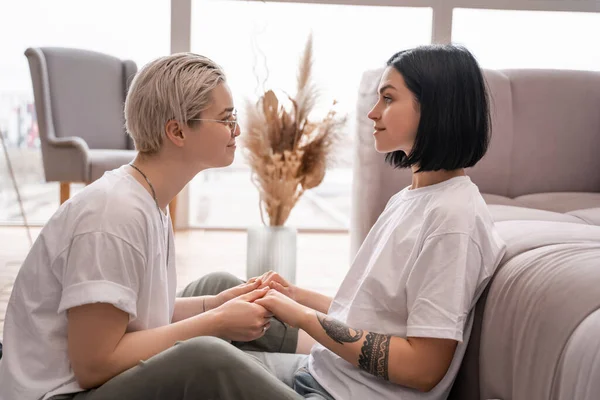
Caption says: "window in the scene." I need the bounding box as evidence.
[452,8,600,70]
[0,0,169,224]
[190,0,432,229]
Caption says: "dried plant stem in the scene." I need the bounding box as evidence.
[242,34,345,226]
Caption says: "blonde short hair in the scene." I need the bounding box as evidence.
[125,53,225,154]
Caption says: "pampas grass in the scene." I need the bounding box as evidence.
[243,34,346,226]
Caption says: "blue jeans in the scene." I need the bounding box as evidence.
[294,366,335,399]
[246,352,334,400]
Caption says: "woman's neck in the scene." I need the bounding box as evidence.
[409,168,466,190]
[128,151,200,212]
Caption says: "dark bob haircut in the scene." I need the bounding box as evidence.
[385,44,490,172]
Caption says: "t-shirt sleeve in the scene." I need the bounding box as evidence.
[57,232,146,320]
[405,232,485,342]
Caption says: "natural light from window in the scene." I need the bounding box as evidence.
[452,9,600,70]
[190,0,432,229]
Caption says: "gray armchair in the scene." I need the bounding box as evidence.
[24,47,178,226]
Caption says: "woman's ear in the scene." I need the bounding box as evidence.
[165,119,185,148]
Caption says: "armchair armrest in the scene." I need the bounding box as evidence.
[50,135,90,152]
[42,136,91,183]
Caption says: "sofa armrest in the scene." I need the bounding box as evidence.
[350,68,388,258]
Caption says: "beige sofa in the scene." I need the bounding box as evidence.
[351,68,600,400]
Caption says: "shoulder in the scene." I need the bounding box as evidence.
[424,185,480,234]
[420,178,498,239]
[423,181,505,264]
[46,169,157,251]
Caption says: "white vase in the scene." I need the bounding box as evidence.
[246,225,297,284]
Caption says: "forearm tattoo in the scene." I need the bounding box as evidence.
[358,333,391,381]
[316,313,363,345]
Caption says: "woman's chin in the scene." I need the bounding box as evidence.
[373,142,392,154]
[374,140,409,155]
[205,155,235,170]
[221,154,236,167]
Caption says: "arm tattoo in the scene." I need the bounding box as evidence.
[316,313,363,345]
[358,332,391,381]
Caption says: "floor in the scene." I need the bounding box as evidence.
[0,227,351,340]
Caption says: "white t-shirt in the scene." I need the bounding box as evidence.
[309,176,506,400]
[0,166,176,400]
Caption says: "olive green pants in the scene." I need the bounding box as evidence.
[51,272,331,400]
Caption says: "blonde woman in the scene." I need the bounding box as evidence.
[0,53,299,400]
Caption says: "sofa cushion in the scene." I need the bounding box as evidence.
[515,192,600,213]
[488,205,586,224]
[481,193,521,207]
[567,208,600,225]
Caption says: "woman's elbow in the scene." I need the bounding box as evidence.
[389,368,445,392]
[73,362,109,390]
[416,374,442,392]
[417,367,451,392]
[74,371,97,390]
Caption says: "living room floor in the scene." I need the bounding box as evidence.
[0,227,350,339]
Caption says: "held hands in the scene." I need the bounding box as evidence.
[213,287,274,342]
[254,289,309,329]
[206,279,264,311]
[206,272,304,341]
[249,270,298,301]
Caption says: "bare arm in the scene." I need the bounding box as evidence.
[256,291,457,392]
[294,287,333,314]
[68,288,271,389]
[171,296,212,322]
[171,279,263,323]
[301,311,457,391]
[68,303,218,389]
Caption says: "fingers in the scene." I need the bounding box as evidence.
[260,271,276,285]
[254,297,267,308]
[260,271,273,289]
[247,279,263,289]
[231,279,262,297]
[258,272,290,291]
[244,323,270,342]
[238,287,269,302]
[267,288,283,298]
[250,318,271,339]
[269,271,289,286]
[254,297,274,313]
[269,281,288,295]
[247,276,263,285]
[249,300,274,318]
[261,271,274,281]
[252,324,270,340]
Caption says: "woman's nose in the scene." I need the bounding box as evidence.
[367,105,379,121]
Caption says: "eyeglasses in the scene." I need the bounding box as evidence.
[189,111,238,136]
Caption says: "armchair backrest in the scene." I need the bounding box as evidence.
[25,47,137,151]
